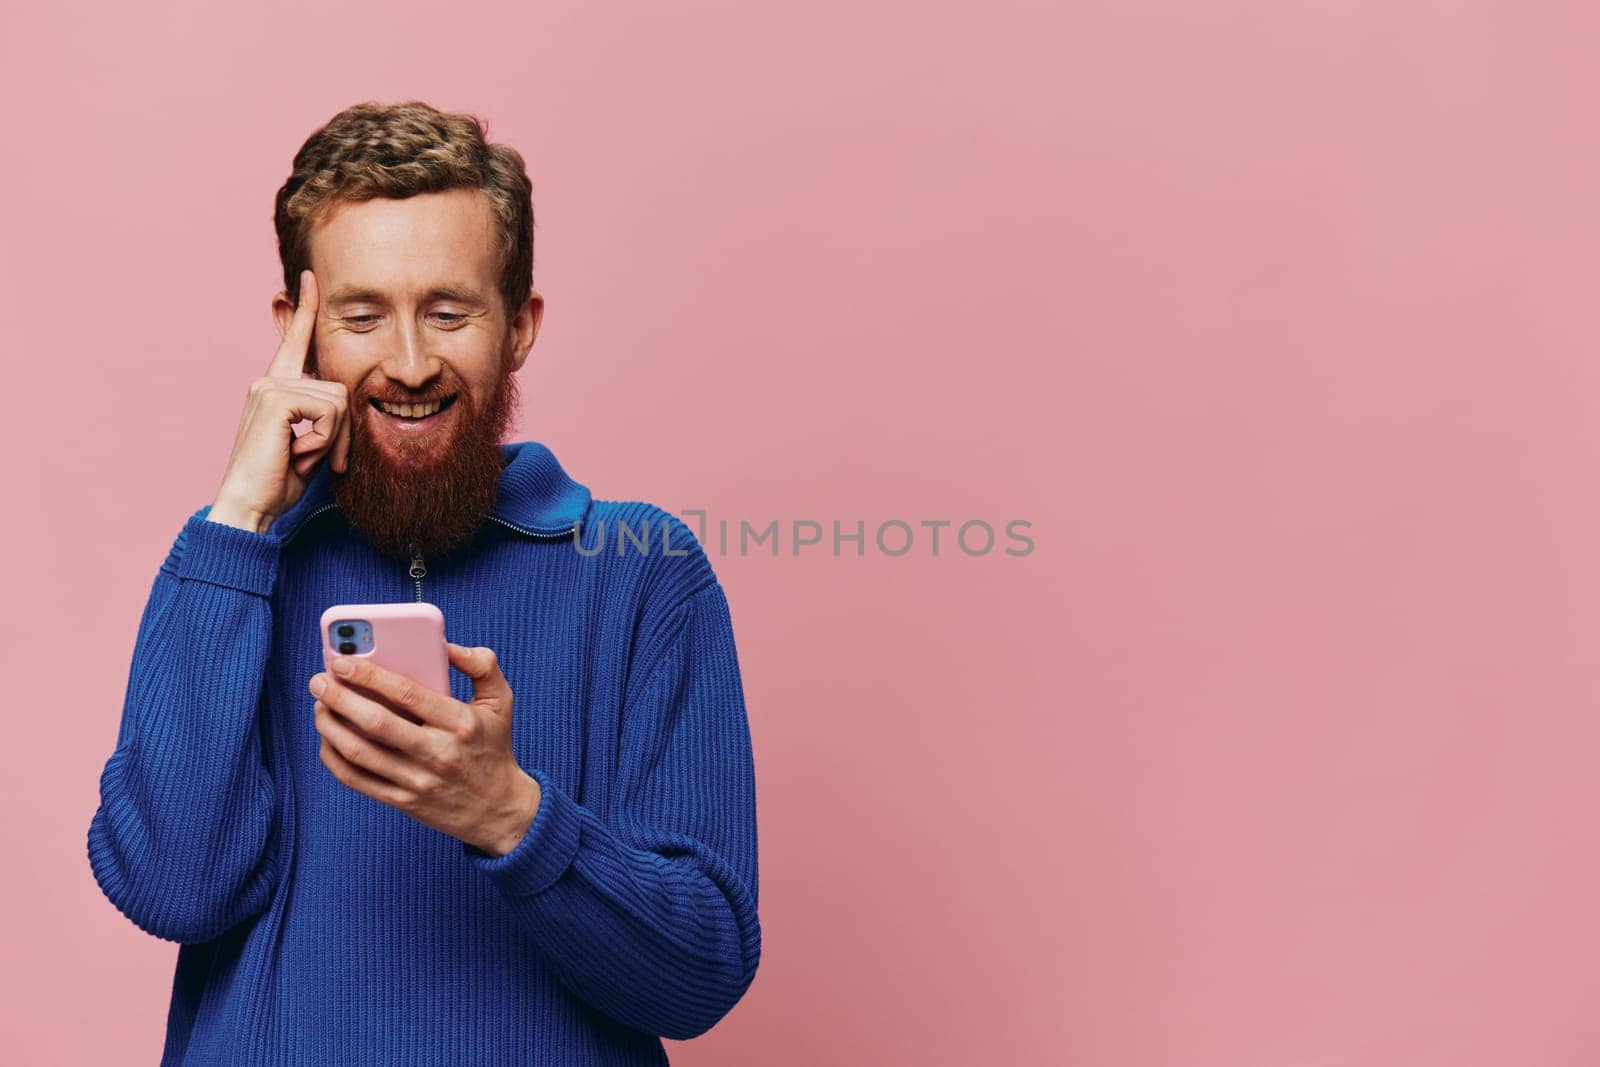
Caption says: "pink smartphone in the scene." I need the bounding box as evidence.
[320,603,450,724]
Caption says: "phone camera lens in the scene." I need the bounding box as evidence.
[336,624,355,639]
[338,642,357,655]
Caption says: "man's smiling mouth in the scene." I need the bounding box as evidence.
[369,394,458,420]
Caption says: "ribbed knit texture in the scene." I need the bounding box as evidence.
[86,440,761,1066]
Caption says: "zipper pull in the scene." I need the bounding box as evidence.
[409,545,427,602]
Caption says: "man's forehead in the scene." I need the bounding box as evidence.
[307,190,498,299]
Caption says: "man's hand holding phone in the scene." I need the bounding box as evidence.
[209,269,351,534]
[308,641,543,857]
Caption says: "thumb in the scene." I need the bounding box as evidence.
[446,641,512,706]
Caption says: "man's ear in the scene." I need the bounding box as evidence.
[272,290,295,340]
[505,290,544,373]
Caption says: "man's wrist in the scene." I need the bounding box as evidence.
[207,497,273,534]
[480,770,542,857]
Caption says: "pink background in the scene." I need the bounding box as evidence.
[4,1,1597,1064]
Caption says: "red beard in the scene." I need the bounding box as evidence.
[330,368,521,563]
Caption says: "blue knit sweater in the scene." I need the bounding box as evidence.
[87,440,761,1066]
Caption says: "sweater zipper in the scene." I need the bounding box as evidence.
[408,545,427,602]
[284,503,338,541]
[405,519,574,602]
[286,509,574,603]
[486,514,577,541]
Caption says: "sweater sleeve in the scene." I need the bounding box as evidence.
[86,506,284,944]
[461,579,762,1041]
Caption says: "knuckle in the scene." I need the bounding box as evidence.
[395,679,422,710]
[351,710,382,741]
[431,745,461,775]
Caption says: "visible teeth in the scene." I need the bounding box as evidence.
[378,399,443,418]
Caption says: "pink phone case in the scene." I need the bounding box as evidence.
[320,603,450,722]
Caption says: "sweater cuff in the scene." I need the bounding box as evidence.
[175,509,281,597]
[462,766,582,897]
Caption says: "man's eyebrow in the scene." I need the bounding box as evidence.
[324,285,490,308]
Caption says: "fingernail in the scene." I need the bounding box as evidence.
[310,674,326,696]
[332,656,353,675]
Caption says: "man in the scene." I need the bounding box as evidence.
[86,100,760,1066]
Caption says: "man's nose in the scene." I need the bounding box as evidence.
[380,318,444,389]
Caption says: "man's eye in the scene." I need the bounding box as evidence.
[343,312,463,327]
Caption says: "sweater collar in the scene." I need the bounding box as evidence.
[271,439,592,545]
